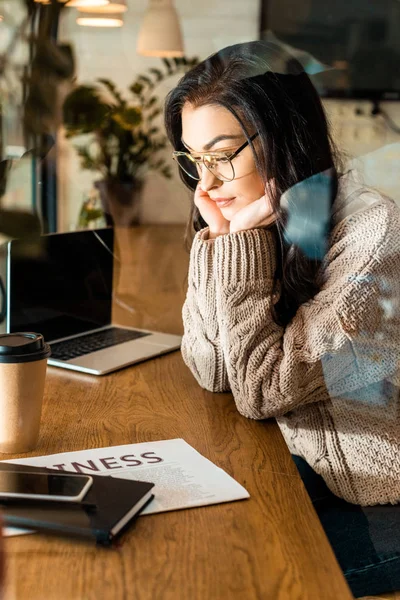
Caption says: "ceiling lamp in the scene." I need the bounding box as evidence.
[77,12,123,26]
[77,0,127,11]
[137,0,184,58]
[65,0,110,7]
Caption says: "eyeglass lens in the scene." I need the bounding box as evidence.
[174,154,234,182]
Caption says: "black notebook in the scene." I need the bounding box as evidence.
[0,463,154,545]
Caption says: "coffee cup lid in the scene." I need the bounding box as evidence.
[0,333,51,364]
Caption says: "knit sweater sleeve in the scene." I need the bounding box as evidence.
[181,229,230,392]
[212,202,400,419]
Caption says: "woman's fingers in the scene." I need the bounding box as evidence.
[230,194,275,233]
[194,185,212,206]
[194,185,230,236]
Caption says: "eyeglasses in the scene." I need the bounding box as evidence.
[172,133,259,182]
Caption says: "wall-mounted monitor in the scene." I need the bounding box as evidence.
[261,0,400,100]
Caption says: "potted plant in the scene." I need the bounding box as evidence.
[63,57,198,226]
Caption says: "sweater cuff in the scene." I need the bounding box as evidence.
[213,228,276,287]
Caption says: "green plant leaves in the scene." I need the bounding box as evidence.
[162,58,173,75]
[112,107,142,129]
[97,78,126,106]
[75,145,103,172]
[145,96,158,109]
[161,166,173,179]
[149,68,164,82]
[136,74,154,89]
[62,55,199,182]
[129,82,144,96]
[63,85,110,135]
[148,108,162,121]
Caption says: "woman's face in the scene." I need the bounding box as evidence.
[181,103,266,221]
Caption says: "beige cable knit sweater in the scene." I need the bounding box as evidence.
[181,171,400,506]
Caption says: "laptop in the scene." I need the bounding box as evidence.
[3,227,181,375]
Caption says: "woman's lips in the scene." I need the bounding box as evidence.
[214,198,235,208]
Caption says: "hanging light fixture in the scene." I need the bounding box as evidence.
[137,0,184,58]
[34,0,120,10]
[77,0,127,11]
[76,12,123,26]
[65,0,110,7]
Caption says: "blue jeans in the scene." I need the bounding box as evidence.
[292,455,400,598]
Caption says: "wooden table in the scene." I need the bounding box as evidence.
[3,226,353,600]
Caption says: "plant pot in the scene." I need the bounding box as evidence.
[94,179,143,227]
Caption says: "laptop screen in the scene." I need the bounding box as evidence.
[8,228,114,342]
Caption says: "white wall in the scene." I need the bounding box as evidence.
[323,100,400,204]
[57,1,400,231]
[57,0,262,231]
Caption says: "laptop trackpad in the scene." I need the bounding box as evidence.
[65,338,173,371]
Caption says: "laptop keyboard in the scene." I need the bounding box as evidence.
[50,327,151,361]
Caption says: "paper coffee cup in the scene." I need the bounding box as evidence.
[0,333,51,454]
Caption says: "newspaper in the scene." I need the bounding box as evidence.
[2,438,249,537]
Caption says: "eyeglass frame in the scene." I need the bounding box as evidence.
[172,132,259,182]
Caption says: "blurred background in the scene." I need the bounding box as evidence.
[0,0,399,239]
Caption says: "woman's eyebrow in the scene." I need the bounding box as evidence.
[181,134,244,152]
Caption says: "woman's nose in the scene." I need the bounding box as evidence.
[199,165,221,192]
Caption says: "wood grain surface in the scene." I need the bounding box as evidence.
[2,226,353,600]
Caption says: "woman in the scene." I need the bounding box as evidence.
[165,41,400,596]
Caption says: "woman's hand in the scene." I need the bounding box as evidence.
[229,193,275,234]
[194,185,230,238]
